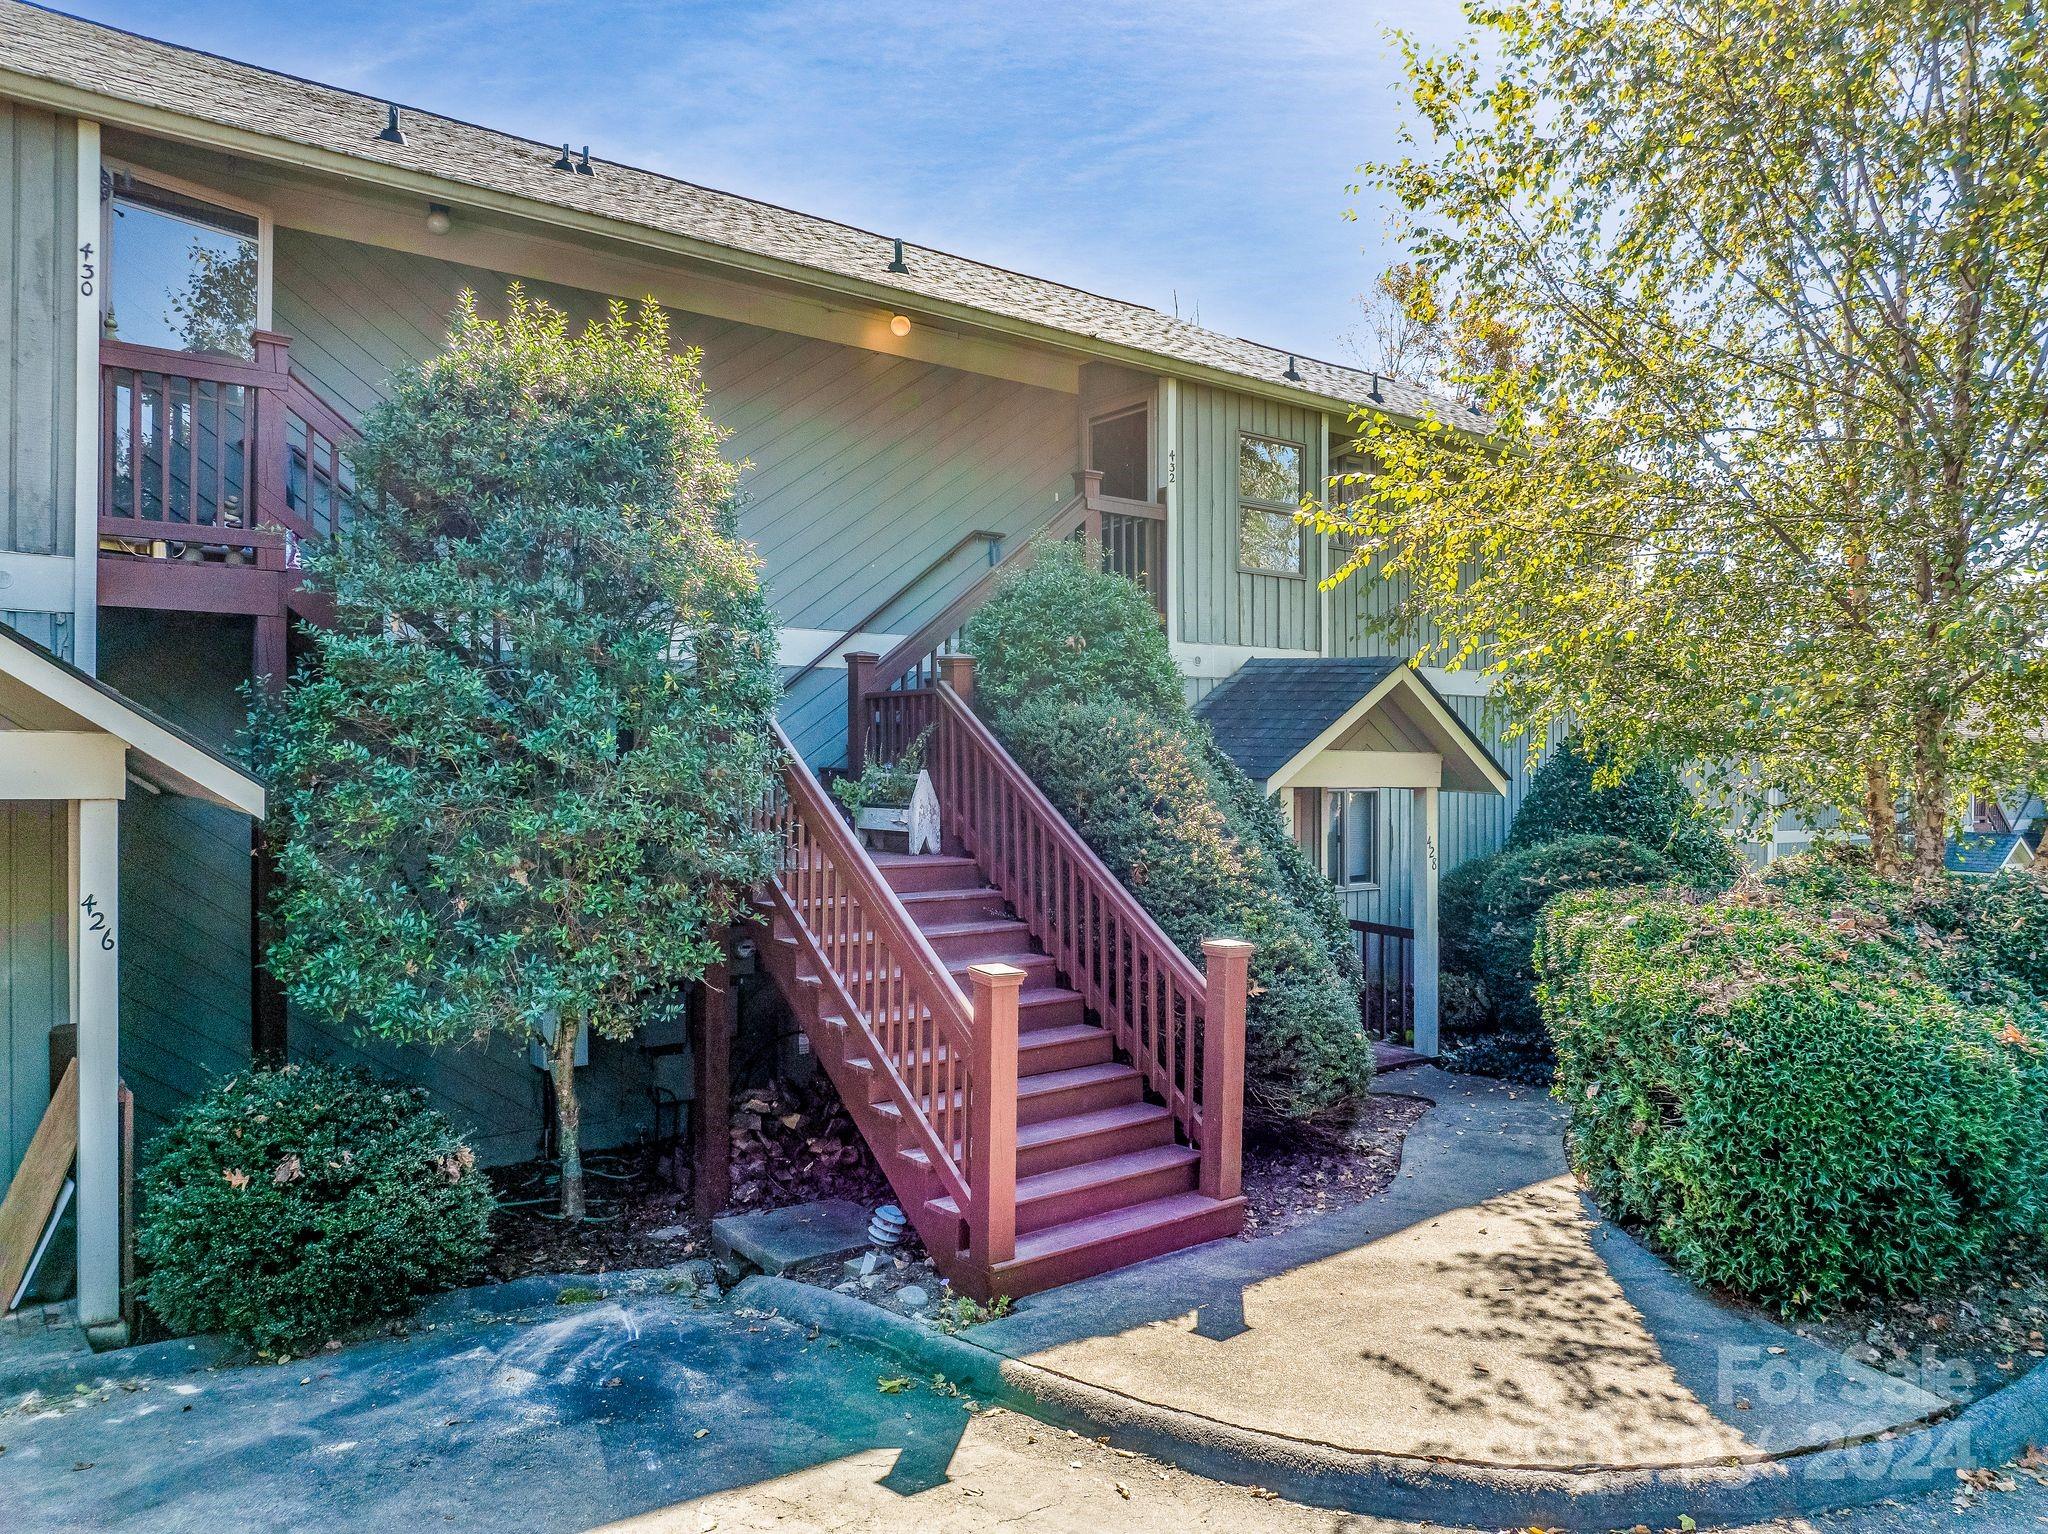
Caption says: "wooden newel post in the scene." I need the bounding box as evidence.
[1074,469,1105,546]
[843,651,878,777]
[967,961,1023,1272]
[1199,939,1252,1202]
[937,653,975,708]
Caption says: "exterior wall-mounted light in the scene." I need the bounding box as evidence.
[890,314,912,338]
[425,203,452,236]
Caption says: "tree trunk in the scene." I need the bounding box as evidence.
[1907,704,1951,884]
[1861,761,1902,878]
[549,1018,586,1220]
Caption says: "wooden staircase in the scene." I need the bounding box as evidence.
[752,638,1252,1300]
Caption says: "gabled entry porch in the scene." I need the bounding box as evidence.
[1195,658,1509,1059]
[0,626,264,1345]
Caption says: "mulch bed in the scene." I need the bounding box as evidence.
[1238,1091,1432,1239]
[485,1074,1435,1288]
[485,1073,899,1283]
[1784,1240,2048,1406]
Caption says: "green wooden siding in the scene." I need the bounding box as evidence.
[2,801,65,1186]
[1,103,78,559]
[97,611,255,1145]
[1172,384,1326,650]
[270,229,1079,763]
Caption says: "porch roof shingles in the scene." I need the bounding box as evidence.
[1195,656,1405,785]
[1944,831,2027,876]
[0,1,1459,423]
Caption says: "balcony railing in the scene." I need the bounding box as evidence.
[97,332,358,627]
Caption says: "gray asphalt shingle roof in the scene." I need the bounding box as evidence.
[1195,657,1401,784]
[1944,831,2029,877]
[0,1,1470,424]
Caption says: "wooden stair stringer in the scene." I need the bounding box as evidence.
[748,899,973,1281]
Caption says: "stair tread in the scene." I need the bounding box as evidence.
[842,1021,1108,1071]
[871,853,976,869]
[898,885,1006,904]
[929,1144,1200,1216]
[902,1102,1174,1168]
[1019,1061,1136,1096]
[921,915,1031,937]
[1005,1191,1240,1267]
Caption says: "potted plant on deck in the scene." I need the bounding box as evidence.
[833,726,939,854]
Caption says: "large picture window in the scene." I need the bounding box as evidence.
[1237,433,1304,575]
[105,175,261,357]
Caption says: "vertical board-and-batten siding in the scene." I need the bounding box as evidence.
[1173,382,1323,652]
[1,801,65,1183]
[1,103,78,558]
[270,229,1079,763]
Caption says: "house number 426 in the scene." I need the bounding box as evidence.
[80,891,114,951]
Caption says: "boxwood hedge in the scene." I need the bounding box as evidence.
[1539,887,2048,1314]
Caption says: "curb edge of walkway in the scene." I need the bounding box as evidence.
[736,1273,2048,1532]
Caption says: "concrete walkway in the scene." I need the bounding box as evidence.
[959,1068,1951,1473]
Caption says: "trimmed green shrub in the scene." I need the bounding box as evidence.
[1439,851,1502,977]
[1468,834,1675,1031]
[998,695,1373,1128]
[140,1064,494,1352]
[1539,888,2048,1314]
[1762,848,2048,1007]
[1509,736,1738,888]
[966,535,1361,1008]
[962,537,1185,722]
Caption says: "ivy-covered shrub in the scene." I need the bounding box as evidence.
[140,1064,494,1352]
[962,537,1186,722]
[1538,888,2048,1314]
[998,694,1373,1128]
[1464,834,1676,1031]
[1509,736,1738,888]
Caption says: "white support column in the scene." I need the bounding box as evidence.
[74,796,123,1340]
[1161,376,1180,644]
[72,119,102,671]
[1409,785,1441,1057]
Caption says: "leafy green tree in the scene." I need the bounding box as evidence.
[1324,0,2048,878]
[260,290,779,1217]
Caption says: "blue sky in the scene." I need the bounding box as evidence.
[62,0,1469,362]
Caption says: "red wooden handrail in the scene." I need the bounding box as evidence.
[865,675,1244,1198]
[753,721,1018,1265]
[863,471,1109,704]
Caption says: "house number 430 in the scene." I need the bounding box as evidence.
[79,241,97,299]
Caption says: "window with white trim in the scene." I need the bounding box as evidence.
[1323,788,1380,888]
